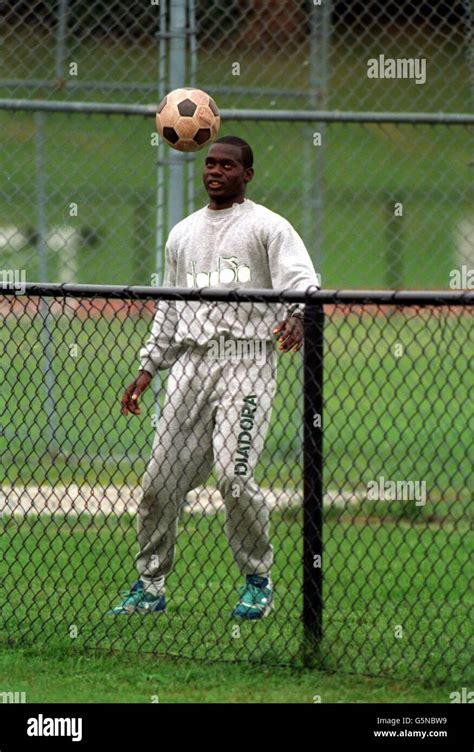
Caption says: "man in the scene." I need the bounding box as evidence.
[109,136,319,620]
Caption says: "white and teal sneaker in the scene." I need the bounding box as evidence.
[107,580,166,615]
[232,575,273,620]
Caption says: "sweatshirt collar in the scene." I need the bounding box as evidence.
[204,198,249,220]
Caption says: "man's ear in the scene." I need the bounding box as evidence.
[244,167,254,184]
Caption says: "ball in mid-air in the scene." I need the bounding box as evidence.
[156,88,220,152]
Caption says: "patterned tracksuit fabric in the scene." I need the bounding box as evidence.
[136,346,277,581]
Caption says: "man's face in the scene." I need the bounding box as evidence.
[203,143,253,205]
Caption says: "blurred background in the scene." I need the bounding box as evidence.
[1,0,473,288]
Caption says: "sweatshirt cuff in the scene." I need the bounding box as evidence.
[287,281,321,320]
[287,304,304,320]
[139,358,157,377]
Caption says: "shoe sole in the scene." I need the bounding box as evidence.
[135,606,167,615]
[107,605,167,616]
[232,601,274,620]
[106,609,166,616]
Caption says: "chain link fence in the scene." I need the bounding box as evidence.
[0,285,472,682]
[1,105,473,289]
[1,2,473,288]
[2,1,472,109]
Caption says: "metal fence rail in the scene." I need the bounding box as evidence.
[3,99,474,124]
[1,285,472,680]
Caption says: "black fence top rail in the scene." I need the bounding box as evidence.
[2,283,473,306]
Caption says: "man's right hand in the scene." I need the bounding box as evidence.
[121,370,152,416]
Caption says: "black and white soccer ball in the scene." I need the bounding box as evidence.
[156,87,221,152]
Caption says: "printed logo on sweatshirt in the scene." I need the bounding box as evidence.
[186,256,251,287]
[234,395,258,477]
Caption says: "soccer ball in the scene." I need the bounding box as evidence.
[156,88,220,152]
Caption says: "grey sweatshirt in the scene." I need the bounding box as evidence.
[140,198,320,375]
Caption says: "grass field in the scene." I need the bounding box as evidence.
[0,644,460,703]
[1,36,473,290]
[1,305,472,500]
[1,304,472,685]
[1,30,472,701]
[1,114,471,290]
[1,509,471,686]
[2,494,471,682]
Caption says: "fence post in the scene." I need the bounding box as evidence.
[167,0,187,231]
[305,0,332,273]
[187,0,198,217]
[302,301,324,664]
[54,0,69,85]
[35,111,59,456]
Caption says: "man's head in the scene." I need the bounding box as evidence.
[203,136,254,209]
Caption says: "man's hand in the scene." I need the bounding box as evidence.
[121,370,152,416]
[273,316,304,353]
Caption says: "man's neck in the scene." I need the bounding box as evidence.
[208,196,246,210]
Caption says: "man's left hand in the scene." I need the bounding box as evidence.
[273,316,304,353]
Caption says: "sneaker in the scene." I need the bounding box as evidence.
[232,575,273,620]
[107,580,166,615]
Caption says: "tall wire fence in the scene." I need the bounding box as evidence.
[0,284,472,681]
[2,1,471,109]
[1,1,473,288]
[0,1,473,682]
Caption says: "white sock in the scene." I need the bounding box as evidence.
[142,576,165,596]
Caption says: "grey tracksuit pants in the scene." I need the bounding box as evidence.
[135,344,277,588]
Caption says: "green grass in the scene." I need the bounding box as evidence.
[0,35,472,289]
[1,299,471,684]
[1,31,471,111]
[1,509,471,685]
[1,114,471,289]
[0,645,459,703]
[0,31,472,697]
[2,308,472,508]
